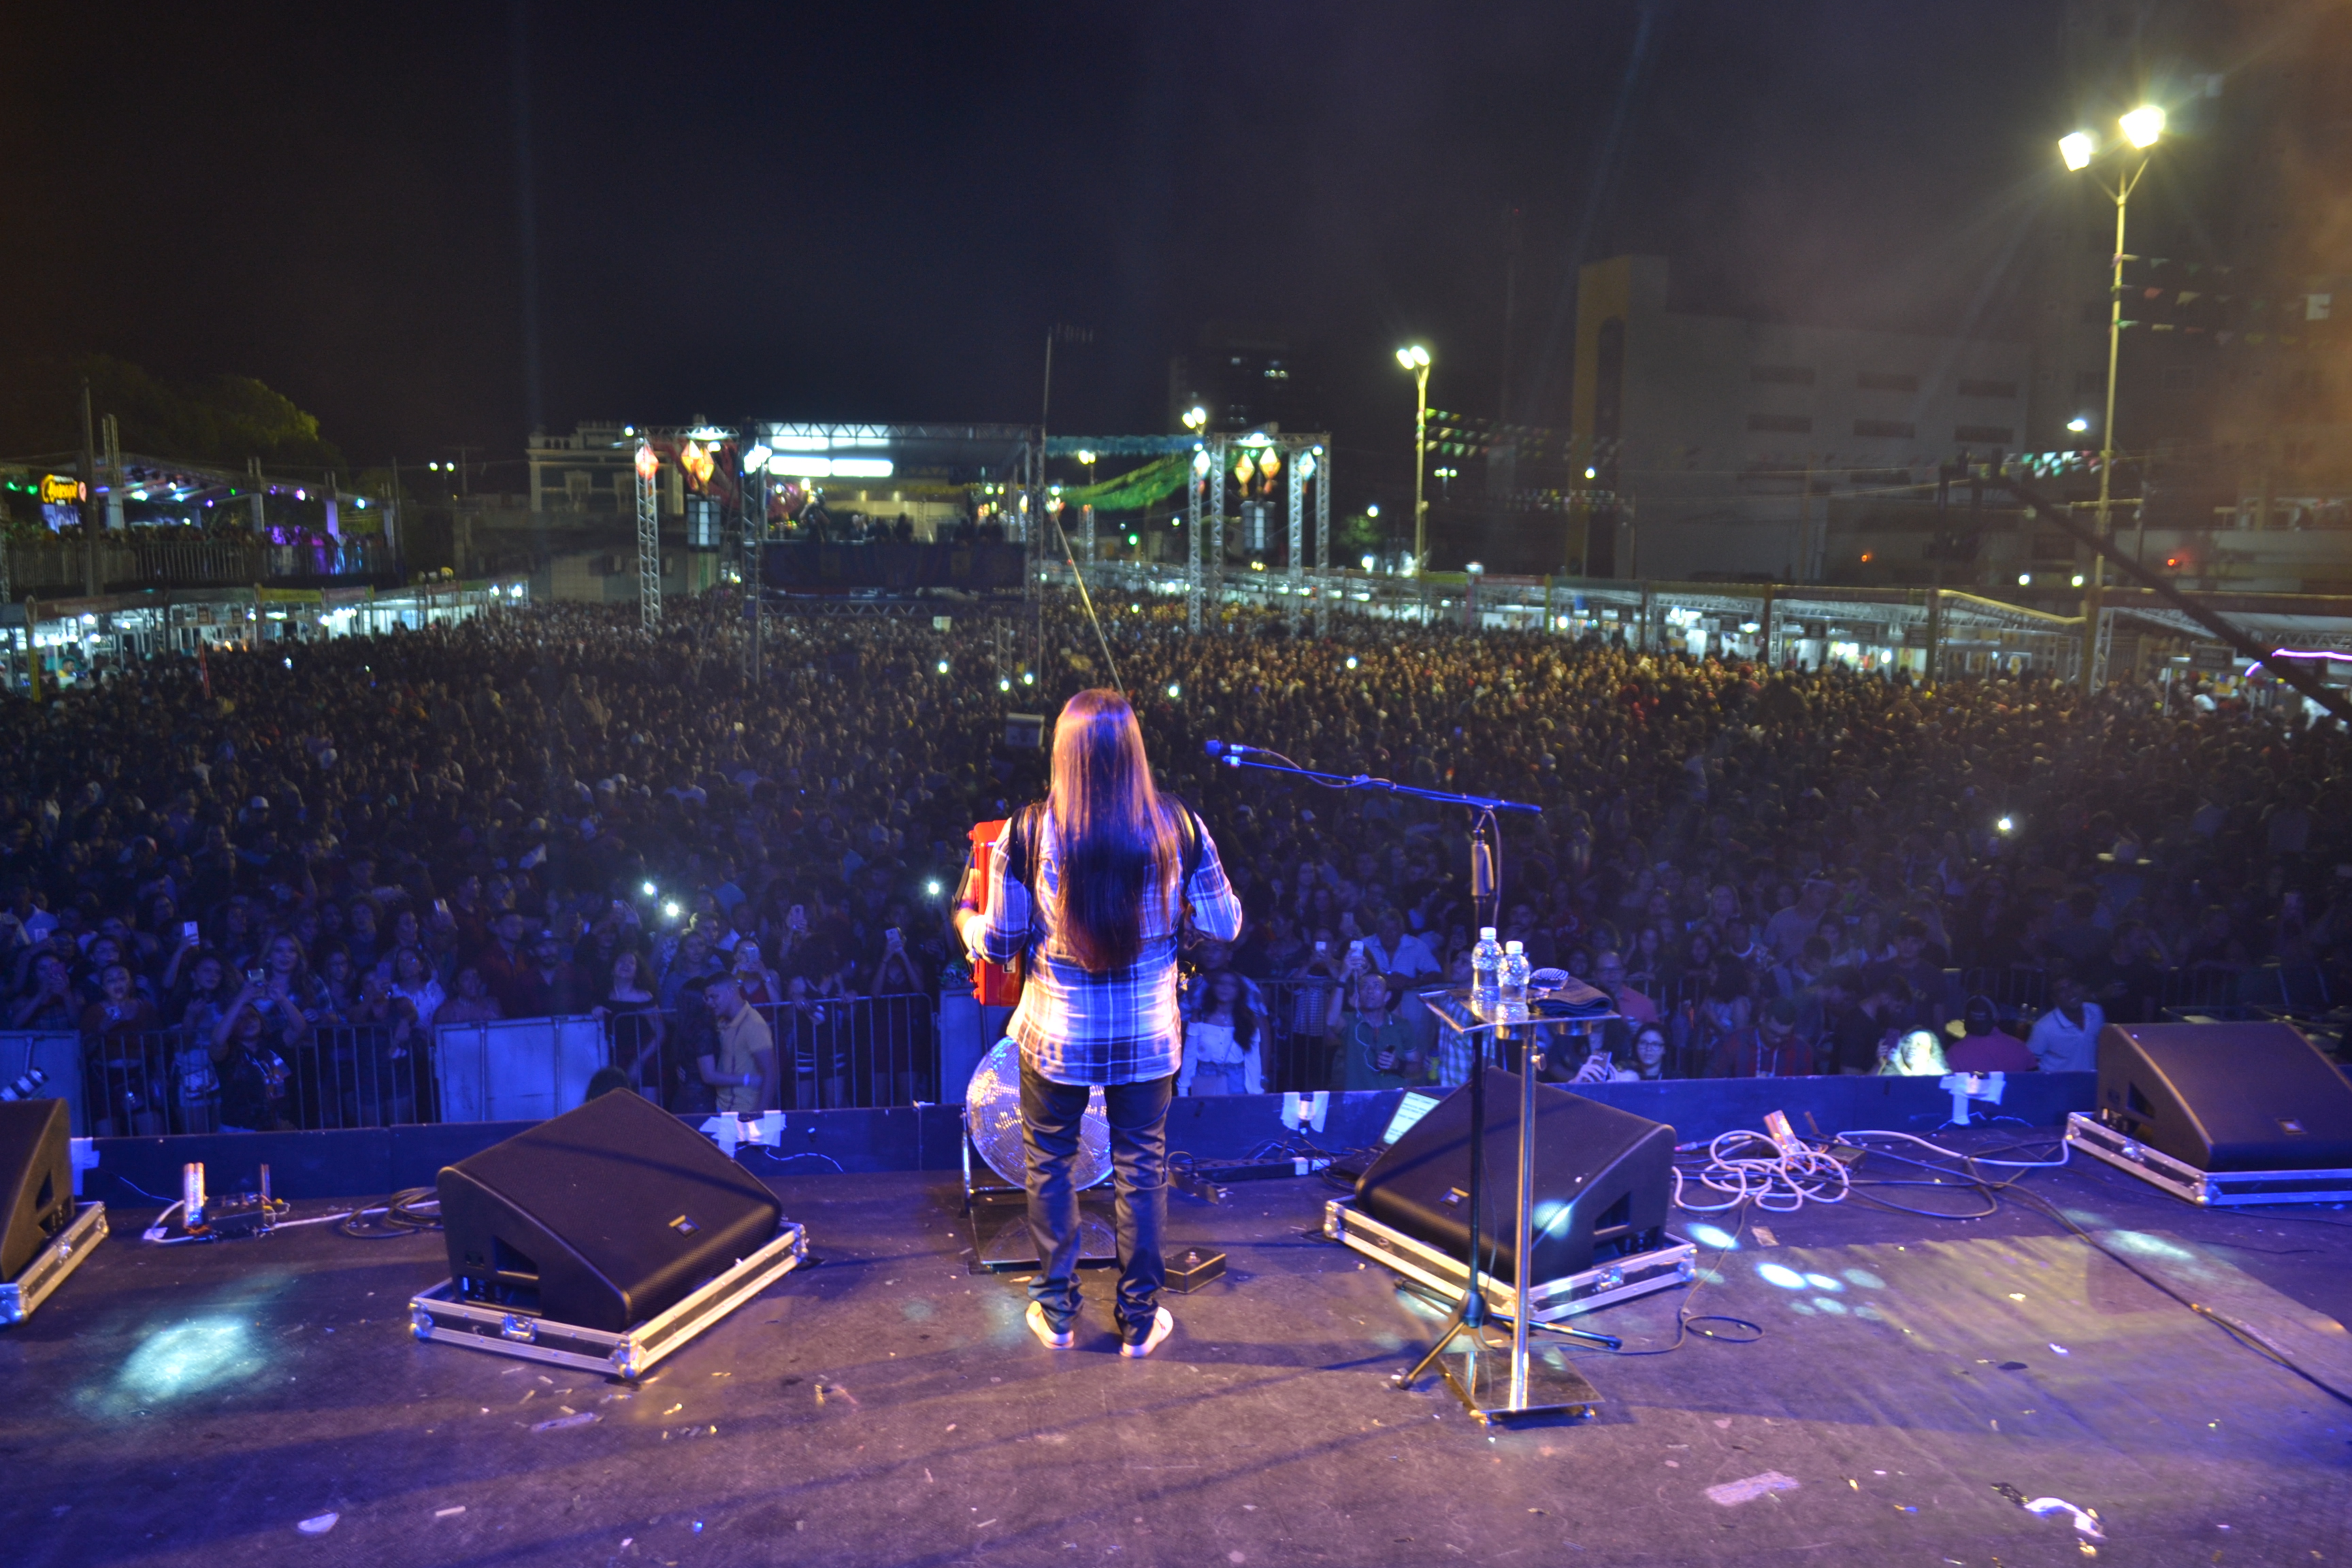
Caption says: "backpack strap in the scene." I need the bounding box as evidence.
[1000,802,1046,953]
[1165,794,1205,889]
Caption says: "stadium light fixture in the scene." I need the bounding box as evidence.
[1396,346,1432,571]
[2059,130,2095,171]
[2067,416,2090,434]
[1181,406,1208,432]
[2119,103,2165,148]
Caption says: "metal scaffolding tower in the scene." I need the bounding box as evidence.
[1207,436,1227,626]
[1314,446,1331,634]
[1186,447,1206,632]
[1169,431,1330,633]
[635,442,661,632]
[1286,451,1306,630]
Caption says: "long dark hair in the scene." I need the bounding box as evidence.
[1048,689,1180,973]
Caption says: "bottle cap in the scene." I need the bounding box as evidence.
[1504,940,1524,953]
[1480,927,1497,941]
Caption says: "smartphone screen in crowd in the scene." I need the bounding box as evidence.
[182,921,200,941]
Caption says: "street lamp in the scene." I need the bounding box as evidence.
[2062,102,2163,691]
[1433,465,1458,500]
[1395,344,1431,571]
[1181,405,1207,433]
[1074,448,1098,561]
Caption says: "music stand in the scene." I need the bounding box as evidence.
[1393,984,1619,1424]
[1205,743,1609,1425]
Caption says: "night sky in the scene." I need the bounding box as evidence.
[5,1,2068,500]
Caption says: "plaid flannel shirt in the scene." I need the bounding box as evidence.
[969,807,1243,1086]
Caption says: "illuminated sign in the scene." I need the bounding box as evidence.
[39,475,82,504]
[764,455,893,480]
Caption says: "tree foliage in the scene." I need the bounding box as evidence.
[0,354,343,472]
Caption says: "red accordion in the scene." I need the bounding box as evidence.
[963,818,1025,1007]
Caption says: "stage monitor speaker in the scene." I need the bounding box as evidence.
[0,1099,74,1282]
[2097,1022,2352,1173]
[1355,1069,1673,1285]
[438,1089,783,1331]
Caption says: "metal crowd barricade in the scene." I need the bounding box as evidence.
[1961,966,2050,1018]
[295,1026,436,1130]
[432,1015,610,1123]
[753,993,938,1111]
[2158,964,2245,1015]
[1252,976,1342,1094]
[80,1028,191,1138]
[0,1031,89,1135]
[72,1025,444,1137]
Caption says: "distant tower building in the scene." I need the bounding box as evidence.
[1168,324,1315,433]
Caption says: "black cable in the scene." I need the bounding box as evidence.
[1560,1201,1766,1358]
[336,1187,442,1239]
[1838,1130,2352,1408]
[2004,1182,2352,1407]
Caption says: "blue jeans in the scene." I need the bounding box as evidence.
[1019,1058,1172,1338]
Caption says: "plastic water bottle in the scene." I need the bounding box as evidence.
[1500,941,1531,1004]
[1472,927,1503,1010]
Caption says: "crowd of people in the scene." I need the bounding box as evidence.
[3,588,2347,1132]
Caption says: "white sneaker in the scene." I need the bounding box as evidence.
[1026,1301,1073,1350]
[1118,1307,1175,1359]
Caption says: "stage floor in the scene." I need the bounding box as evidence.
[7,1133,2352,1567]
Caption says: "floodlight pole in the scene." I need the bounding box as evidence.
[2080,155,2146,691]
[1410,361,1431,571]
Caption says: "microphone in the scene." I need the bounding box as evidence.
[1205,738,1265,765]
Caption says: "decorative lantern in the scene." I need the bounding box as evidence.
[634,443,659,483]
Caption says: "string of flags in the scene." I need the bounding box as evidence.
[2112,257,2341,341]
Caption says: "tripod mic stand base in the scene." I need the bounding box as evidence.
[1431,1326,1602,1428]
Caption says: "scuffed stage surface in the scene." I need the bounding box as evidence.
[5,1134,2351,1567]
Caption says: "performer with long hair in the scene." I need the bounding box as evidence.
[955,689,1242,1357]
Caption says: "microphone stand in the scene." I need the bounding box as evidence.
[1211,747,1614,1423]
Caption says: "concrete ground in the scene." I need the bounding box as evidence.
[5,1130,2351,1567]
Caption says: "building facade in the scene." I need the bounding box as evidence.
[1566,254,2031,582]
